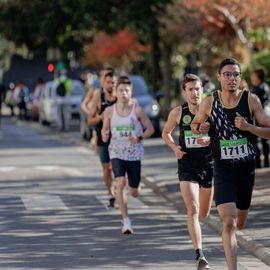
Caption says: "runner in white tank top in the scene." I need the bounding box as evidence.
[102,76,154,234]
[109,103,144,161]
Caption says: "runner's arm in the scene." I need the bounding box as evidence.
[243,125,270,139]
[250,93,270,128]
[191,97,212,134]
[101,107,112,143]
[88,91,102,126]
[81,88,95,114]
[136,106,154,139]
[162,107,181,152]
[162,106,187,159]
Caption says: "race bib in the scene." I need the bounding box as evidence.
[115,125,135,138]
[220,138,248,160]
[184,131,208,148]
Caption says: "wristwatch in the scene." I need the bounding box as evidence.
[137,136,143,141]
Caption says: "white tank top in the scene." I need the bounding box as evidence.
[109,103,144,161]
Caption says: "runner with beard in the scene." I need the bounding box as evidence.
[191,58,270,270]
[88,69,117,208]
[163,74,213,269]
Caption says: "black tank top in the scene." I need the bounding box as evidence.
[178,103,212,166]
[95,88,117,146]
[209,90,256,164]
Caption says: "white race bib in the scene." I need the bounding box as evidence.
[184,131,208,148]
[114,125,135,138]
[220,138,248,160]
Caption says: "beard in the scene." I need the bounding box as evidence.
[105,88,113,94]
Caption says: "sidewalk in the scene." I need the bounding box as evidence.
[141,138,270,267]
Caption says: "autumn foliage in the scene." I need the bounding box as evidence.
[83,29,149,69]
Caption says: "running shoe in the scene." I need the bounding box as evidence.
[107,197,115,208]
[196,256,210,270]
[121,218,134,235]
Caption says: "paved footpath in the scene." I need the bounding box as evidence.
[141,138,270,267]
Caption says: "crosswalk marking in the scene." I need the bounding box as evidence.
[0,166,17,172]
[0,165,85,177]
[21,195,68,210]
[35,166,60,171]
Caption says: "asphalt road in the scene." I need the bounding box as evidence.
[0,116,269,270]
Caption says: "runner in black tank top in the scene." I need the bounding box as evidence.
[95,89,117,146]
[88,69,116,208]
[191,58,270,270]
[208,89,257,211]
[178,103,212,186]
[163,74,213,269]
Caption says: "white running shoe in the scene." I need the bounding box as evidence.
[121,218,134,235]
[196,256,210,269]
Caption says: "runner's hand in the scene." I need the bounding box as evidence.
[197,136,210,146]
[102,131,110,143]
[198,122,210,133]
[173,145,186,159]
[128,135,139,144]
[235,112,250,131]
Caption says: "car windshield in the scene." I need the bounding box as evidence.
[71,84,84,96]
[130,77,148,97]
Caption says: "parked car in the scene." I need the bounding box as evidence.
[130,75,161,136]
[39,80,84,125]
[79,75,161,140]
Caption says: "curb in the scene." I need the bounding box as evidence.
[142,175,270,267]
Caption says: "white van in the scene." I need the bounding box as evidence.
[39,80,84,125]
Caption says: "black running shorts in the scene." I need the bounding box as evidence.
[111,158,141,188]
[178,160,213,188]
[213,159,255,210]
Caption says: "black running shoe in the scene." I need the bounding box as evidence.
[107,197,115,208]
[196,256,210,270]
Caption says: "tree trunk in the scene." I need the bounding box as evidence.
[150,23,162,92]
[162,43,172,118]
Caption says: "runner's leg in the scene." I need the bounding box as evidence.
[180,181,202,250]
[236,209,249,230]
[116,177,128,218]
[199,187,213,217]
[101,163,113,196]
[217,202,237,270]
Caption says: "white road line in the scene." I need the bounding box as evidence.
[35,166,85,176]
[35,166,60,171]
[0,166,17,172]
[21,195,68,211]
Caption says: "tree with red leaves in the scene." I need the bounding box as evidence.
[83,29,149,72]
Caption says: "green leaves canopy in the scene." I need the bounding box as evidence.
[0,0,171,55]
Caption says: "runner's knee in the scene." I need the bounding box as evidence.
[186,204,199,217]
[129,188,139,197]
[222,217,237,232]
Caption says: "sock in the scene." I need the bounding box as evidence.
[123,217,130,224]
[195,249,204,260]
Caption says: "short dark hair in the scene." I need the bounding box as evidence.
[218,58,241,74]
[252,67,267,82]
[182,74,202,90]
[116,76,132,89]
[100,67,114,79]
